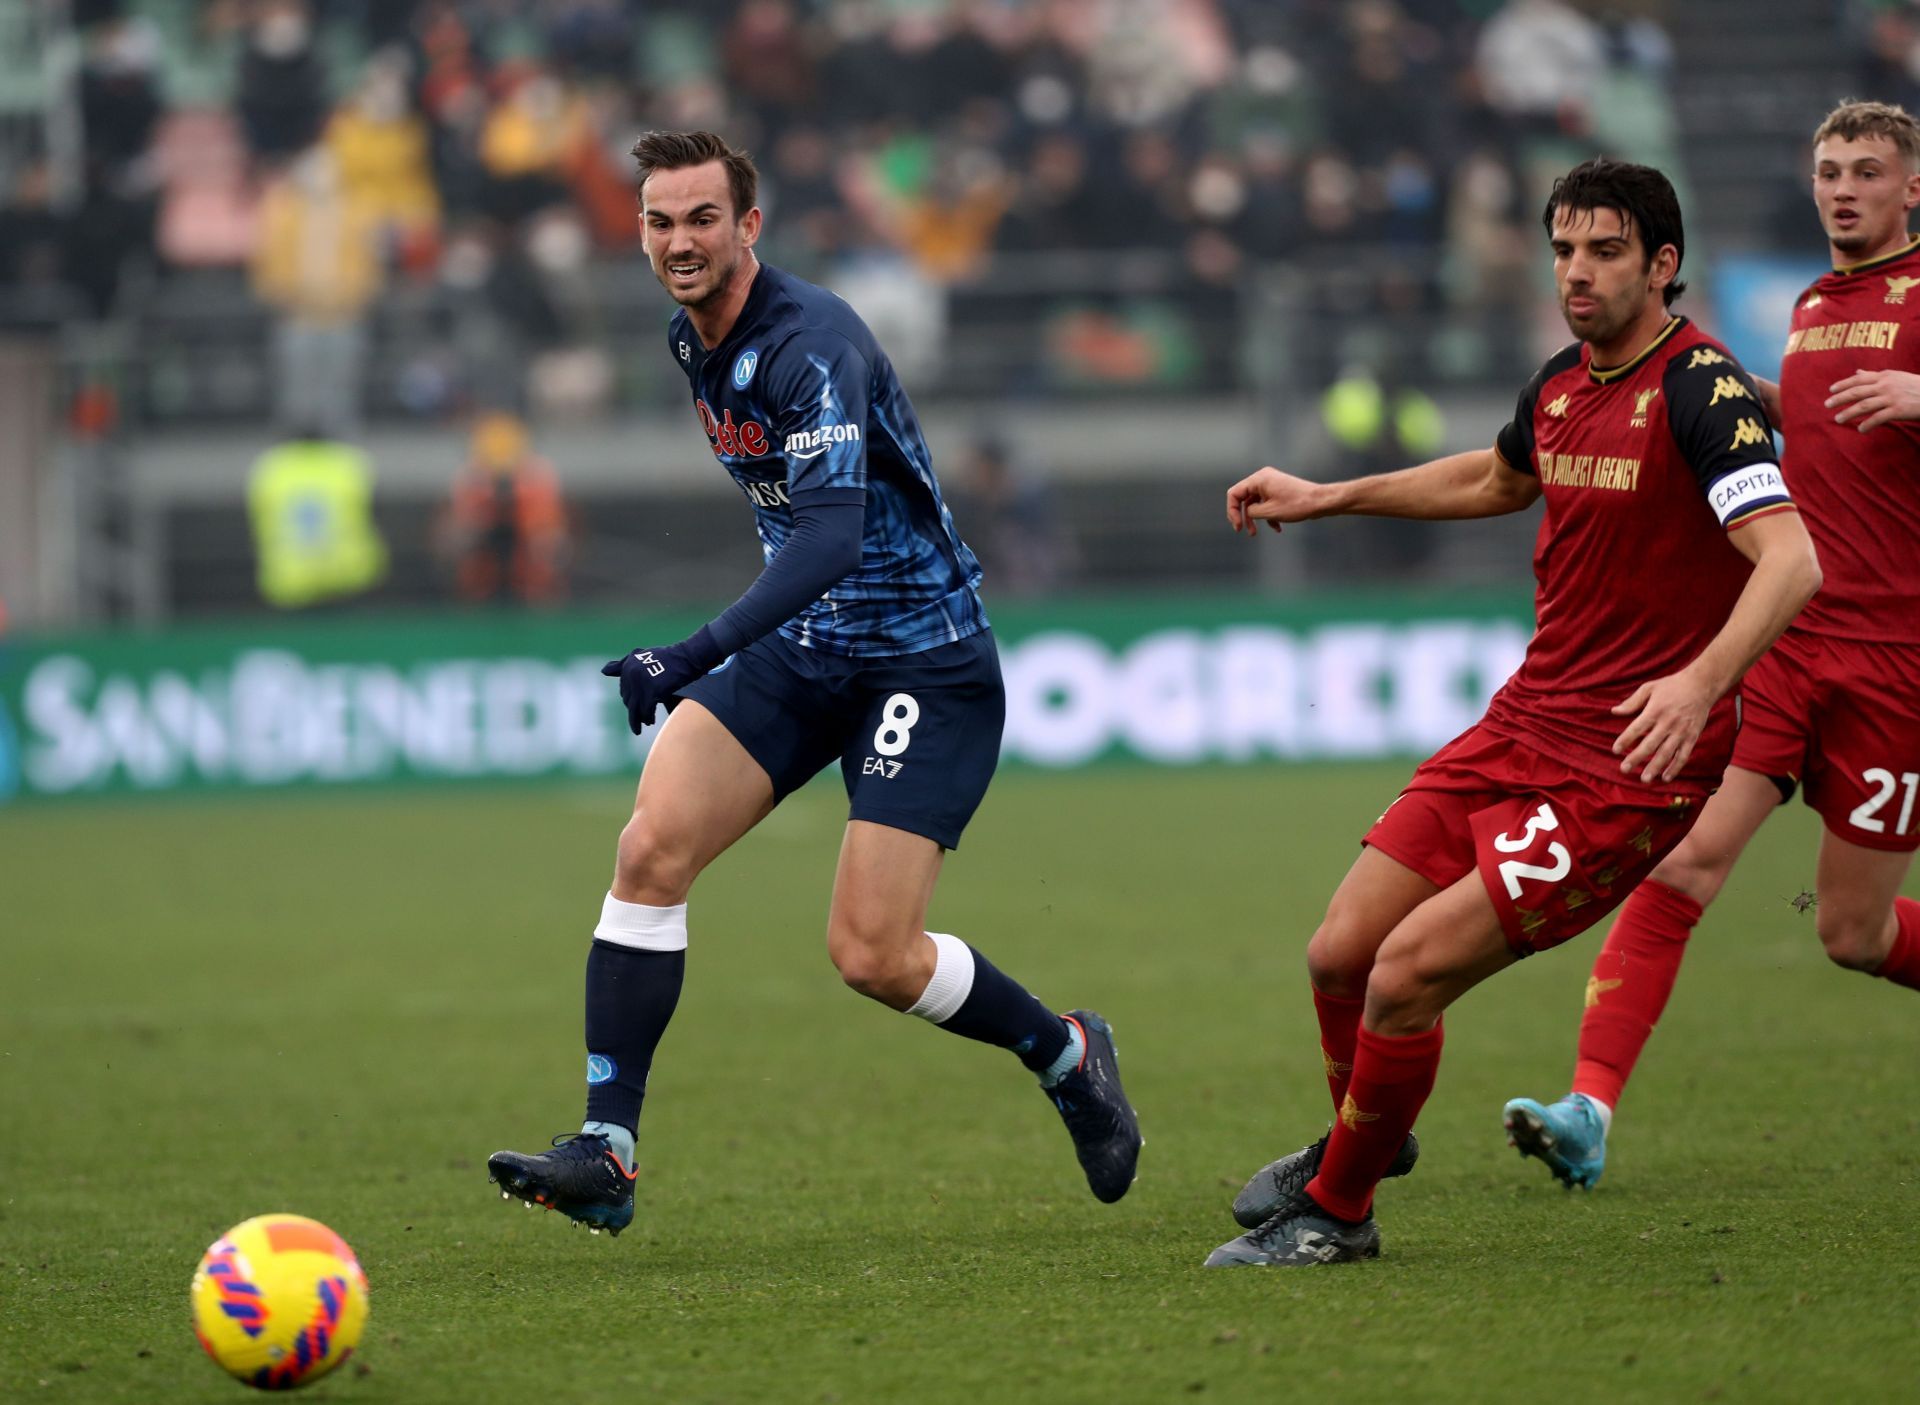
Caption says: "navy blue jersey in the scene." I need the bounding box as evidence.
[669,263,988,657]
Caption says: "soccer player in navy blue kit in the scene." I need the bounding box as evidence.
[488,131,1141,1234]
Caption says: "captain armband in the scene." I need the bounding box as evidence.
[1707,463,1793,528]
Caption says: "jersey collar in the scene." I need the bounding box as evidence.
[1831,233,1920,275]
[1587,315,1684,385]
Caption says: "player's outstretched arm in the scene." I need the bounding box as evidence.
[1225,448,1539,536]
[1826,368,1920,431]
[1610,510,1821,782]
[602,498,865,734]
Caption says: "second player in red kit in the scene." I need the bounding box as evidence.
[1508,100,1920,1191]
[1206,158,1821,1267]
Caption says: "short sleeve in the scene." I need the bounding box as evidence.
[1493,348,1577,476]
[1660,344,1795,529]
[1494,378,1541,476]
[761,329,873,498]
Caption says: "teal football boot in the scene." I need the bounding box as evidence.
[1502,1094,1607,1189]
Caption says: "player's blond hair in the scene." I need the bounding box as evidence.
[1813,100,1920,169]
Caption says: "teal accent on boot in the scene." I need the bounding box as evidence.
[582,1120,635,1174]
[1037,1019,1086,1089]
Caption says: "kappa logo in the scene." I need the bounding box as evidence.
[678,340,691,362]
[1687,347,1728,369]
[1707,375,1751,407]
[1728,416,1768,450]
[1544,392,1571,418]
[732,348,759,388]
[1584,975,1623,1009]
[1631,387,1660,426]
[1886,275,1920,304]
[1803,293,1822,309]
[862,756,903,779]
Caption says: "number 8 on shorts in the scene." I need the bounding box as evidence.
[873,693,920,757]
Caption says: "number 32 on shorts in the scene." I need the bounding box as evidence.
[1493,801,1572,899]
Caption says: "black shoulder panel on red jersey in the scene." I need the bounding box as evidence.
[1495,342,1583,476]
[1659,339,1778,496]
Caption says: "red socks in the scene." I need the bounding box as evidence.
[1312,988,1364,1114]
[1305,1022,1443,1223]
[1571,879,1700,1110]
[1874,896,1920,990]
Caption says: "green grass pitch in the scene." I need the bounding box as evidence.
[3,764,1917,1403]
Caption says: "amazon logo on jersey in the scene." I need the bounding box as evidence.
[785,422,862,459]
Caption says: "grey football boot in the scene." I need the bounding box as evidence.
[1232,1127,1418,1228]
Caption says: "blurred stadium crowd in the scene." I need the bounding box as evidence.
[0,0,1901,623]
[1,0,1702,429]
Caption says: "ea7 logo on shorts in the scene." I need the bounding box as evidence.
[785,422,862,460]
[862,756,903,779]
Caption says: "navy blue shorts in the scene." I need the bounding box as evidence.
[677,629,1004,849]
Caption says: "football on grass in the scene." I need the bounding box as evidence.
[190,1213,369,1390]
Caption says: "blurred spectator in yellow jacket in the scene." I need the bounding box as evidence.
[324,51,440,271]
[250,148,382,436]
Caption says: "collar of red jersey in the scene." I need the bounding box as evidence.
[1831,233,1920,276]
[1586,315,1684,385]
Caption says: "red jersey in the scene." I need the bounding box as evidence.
[1488,317,1796,789]
[1778,235,1920,644]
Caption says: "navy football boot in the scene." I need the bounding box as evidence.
[487,1132,636,1235]
[1206,1189,1380,1268]
[1047,1010,1143,1203]
[1231,1127,1419,1228]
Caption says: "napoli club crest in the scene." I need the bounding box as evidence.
[732,349,759,388]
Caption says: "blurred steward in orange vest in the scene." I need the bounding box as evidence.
[439,412,571,604]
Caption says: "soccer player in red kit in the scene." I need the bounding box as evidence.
[1504,101,1920,1189]
[1205,157,1821,1267]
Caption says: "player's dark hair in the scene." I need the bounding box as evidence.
[1542,157,1688,307]
[1814,99,1920,170]
[630,130,758,219]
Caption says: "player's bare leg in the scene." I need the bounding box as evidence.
[1506,767,1784,1186]
[1212,874,1511,1266]
[1812,830,1919,979]
[1231,847,1434,1228]
[826,819,1143,1202]
[487,702,776,1234]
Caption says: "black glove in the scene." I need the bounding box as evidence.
[600,626,723,735]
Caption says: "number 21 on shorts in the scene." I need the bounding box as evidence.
[1850,768,1920,836]
[1493,801,1572,899]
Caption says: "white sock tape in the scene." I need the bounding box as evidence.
[593,893,689,951]
[906,932,975,1023]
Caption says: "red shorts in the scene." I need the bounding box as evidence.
[1364,724,1707,956]
[1733,631,1920,853]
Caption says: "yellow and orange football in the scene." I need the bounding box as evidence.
[190,1214,369,1391]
